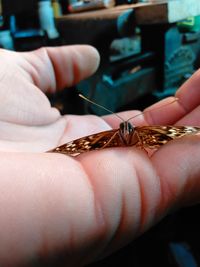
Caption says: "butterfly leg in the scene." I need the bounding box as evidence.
[101,131,120,149]
[135,133,149,155]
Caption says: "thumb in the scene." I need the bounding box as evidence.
[23,45,100,93]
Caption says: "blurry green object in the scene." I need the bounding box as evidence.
[178,16,200,32]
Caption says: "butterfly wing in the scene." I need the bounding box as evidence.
[48,125,200,156]
[49,129,123,156]
[136,126,200,148]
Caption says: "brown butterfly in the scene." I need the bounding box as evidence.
[48,95,200,156]
[48,122,200,156]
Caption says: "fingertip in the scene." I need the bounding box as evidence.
[75,45,100,77]
[53,45,100,89]
[175,69,200,112]
[83,45,100,72]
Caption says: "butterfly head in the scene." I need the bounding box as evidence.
[120,121,134,134]
[119,121,137,145]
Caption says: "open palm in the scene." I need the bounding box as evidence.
[0,46,200,266]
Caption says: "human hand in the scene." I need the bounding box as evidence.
[0,45,100,152]
[0,46,200,267]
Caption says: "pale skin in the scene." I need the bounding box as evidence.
[0,45,200,266]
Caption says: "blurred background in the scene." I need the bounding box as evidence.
[1,1,200,266]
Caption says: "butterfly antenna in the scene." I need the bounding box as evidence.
[79,94,125,122]
[127,97,179,122]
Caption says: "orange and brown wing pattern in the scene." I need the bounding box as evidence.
[49,129,123,156]
[48,125,200,156]
[136,126,200,149]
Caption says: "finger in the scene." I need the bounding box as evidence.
[143,96,186,125]
[176,69,200,113]
[176,105,200,125]
[103,97,185,127]
[152,136,200,208]
[103,110,144,128]
[138,68,200,125]
[23,45,100,93]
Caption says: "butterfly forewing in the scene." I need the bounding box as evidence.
[136,126,200,149]
[135,126,173,148]
[49,129,124,156]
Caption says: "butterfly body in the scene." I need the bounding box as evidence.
[48,122,200,156]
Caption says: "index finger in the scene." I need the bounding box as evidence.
[145,70,200,125]
[104,97,185,128]
[176,69,200,112]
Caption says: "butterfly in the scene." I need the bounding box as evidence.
[48,95,200,156]
[48,122,200,156]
